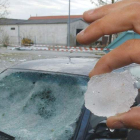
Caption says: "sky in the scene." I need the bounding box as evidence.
[7,0,96,20]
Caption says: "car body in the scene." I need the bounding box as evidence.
[0,57,139,140]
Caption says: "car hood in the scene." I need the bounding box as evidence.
[11,57,98,76]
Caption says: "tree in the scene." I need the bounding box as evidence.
[0,0,9,18]
[90,0,119,6]
[0,0,9,47]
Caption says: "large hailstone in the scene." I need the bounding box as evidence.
[85,71,138,117]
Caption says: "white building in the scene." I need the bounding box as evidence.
[0,15,90,46]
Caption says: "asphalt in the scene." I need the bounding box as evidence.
[0,47,104,73]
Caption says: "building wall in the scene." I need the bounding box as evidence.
[70,20,89,46]
[0,25,19,44]
[0,20,88,46]
[19,24,67,45]
[0,24,67,45]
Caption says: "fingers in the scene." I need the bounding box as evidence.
[77,3,140,45]
[107,107,140,129]
[83,4,114,23]
[83,0,133,23]
[89,39,140,78]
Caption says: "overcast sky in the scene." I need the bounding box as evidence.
[7,0,96,19]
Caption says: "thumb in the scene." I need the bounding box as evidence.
[107,107,140,130]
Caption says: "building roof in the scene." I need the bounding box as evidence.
[22,18,83,24]
[0,18,27,25]
[29,15,83,20]
[0,17,84,25]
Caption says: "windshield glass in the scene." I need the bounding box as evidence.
[0,69,88,140]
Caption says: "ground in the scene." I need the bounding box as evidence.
[0,47,103,73]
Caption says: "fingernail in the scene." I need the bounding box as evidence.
[88,10,94,15]
[112,122,125,129]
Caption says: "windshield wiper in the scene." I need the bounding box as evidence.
[0,131,15,140]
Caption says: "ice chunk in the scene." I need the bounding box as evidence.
[130,66,140,78]
[85,71,138,117]
[130,66,140,89]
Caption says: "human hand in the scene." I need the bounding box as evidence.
[76,0,140,129]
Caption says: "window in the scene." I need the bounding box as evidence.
[76,29,83,35]
[76,29,83,46]
[11,27,15,30]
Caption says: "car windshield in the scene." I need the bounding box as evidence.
[0,69,89,140]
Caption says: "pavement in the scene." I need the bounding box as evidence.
[0,47,105,73]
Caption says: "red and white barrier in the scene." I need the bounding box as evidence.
[7,45,111,52]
